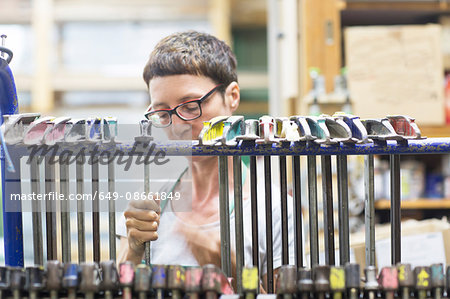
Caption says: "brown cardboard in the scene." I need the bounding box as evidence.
[345,24,445,125]
[352,219,450,274]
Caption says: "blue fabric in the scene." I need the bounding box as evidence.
[0,58,19,122]
[0,56,23,267]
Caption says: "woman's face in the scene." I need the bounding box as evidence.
[148,74,240,141]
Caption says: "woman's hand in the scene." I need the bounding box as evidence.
[123,199,161,264]
[177,224,237,271]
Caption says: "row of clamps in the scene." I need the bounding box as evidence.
[0,114,118,145]
[198,113,424,147]
[228,263,450,299]
[0,261,234,299]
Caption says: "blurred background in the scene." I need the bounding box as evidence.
[1,0,450,266]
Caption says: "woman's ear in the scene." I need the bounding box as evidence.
[225,81,240,112]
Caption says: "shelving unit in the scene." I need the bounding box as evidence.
[375,199,450,210]
[1,0,269,117]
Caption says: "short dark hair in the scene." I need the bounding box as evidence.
[143,31,237,90]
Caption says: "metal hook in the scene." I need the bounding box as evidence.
[0,35,13,64]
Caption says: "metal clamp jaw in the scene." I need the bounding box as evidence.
[23,116,56,145]
[361,118,404,142]
[86,117,103,142]
[198,116,229,146]
[333,112,371,144]
[386,115,424,140]
[256,115,278,144]
[135,119,153,143]
[321,115,353,143]
[1,113,40,145]
[201,264,234,296]
[219,115,245,146]
[235,119,260,143]
[102,117,118,143]
[305,116,335,145]
[274,117,301,143]
[43,117,72,145]
[289,116,316,142]
[64,118,87,143]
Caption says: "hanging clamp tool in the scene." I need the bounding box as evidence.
[119,262,135,299]
[313,265,331,299]
[0,266,10,299]
[330,266,346,299]
[275,117,301,143]
[361,118,404,142]
[333,112,371,143]
[135,119,153,143]
[198,116,229,145]
[86,117,103,142]
[256,115,278,144]
[276,265,297,299]
[134,264,152,299]
[242,267,259,299]
[387,115,424,140]
[63,263,80,299]
[23,116,56,145]
[167,265,185,299]
[219,115,245,146]
[378,267,398,299]
[103,116,118,143]
[414,266,431,299]
[363,266,379,299]
[26,266,46,299]
[322,115,353,143]
[79,262,101,299]
[345,263,360,299]
[289,116,316,142]
[202,264,234,299]
[304,116,335,144]
[0,113,40,144]
[99,261,119,299]
[9,267,25,299]
[64,118,87,142]
[430,264,444,299]
[151,264,167,299]
[46,261,63,299]
[43,117,71,145]
[235,119,260,144]
[298,268,313,299]
[185,267,203,299]
[397,264,413,299]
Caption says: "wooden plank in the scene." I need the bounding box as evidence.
[420,125,450,138]
[230,0,266,26]
[209,0,231,46]
[53,0,208,22]
[298,0,342,114]
[345,1,449,11]
[375,199,450,210]
[31,0,54,112]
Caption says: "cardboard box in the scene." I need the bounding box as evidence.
[345,24,445,125]
[351,219,450,274]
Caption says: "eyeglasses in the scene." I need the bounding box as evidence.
[145,84,222,128]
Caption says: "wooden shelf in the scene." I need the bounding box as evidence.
[420,125,450,138]
[14,71,267,93]
[343,1,450,12]
[375,199,450,210]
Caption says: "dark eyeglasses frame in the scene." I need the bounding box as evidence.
[144,84,223,127]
